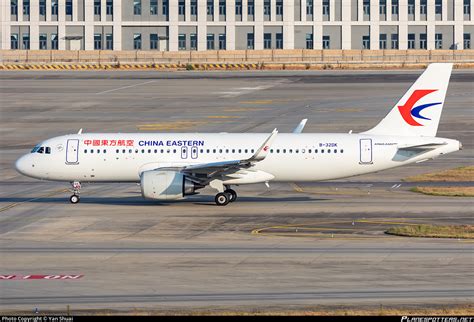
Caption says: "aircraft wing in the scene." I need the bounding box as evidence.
[151,129,278,181]
[292,119,307,134]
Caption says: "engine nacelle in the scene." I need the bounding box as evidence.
[140,170,201,200]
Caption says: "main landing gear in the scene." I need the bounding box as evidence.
[215,187,237,206]
[69,181,81,204]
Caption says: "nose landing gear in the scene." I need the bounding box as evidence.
[70,194,80,204]
[69,181,81,204]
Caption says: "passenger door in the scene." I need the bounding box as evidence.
[66,139,79,164]
[359,139,373,164]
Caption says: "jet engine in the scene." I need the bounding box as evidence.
[140,170,203,200]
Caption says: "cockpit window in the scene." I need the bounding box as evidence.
[30,146,51,154]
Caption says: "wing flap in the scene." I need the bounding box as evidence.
[182,160,245,174]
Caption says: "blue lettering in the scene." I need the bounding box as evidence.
[165,140,204,146]
[139,140,168,146]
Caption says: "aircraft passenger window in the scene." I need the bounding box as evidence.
[123,149,126,153]
[289,149,293,153]
[154,149,157,153]
[276,149,280,153]
[97,149,100,154]
[213,149,216,153]
[232,149,235,153]
[200,149,204,153]
[308,149,312,153]
[270,149,273,153]
[302,149,305,153]
[103,149,106,153]
[206,149,210,153]
[251,149,254,153]
[296,149,299,153]
[90,150,94,153]
[244,149,248,153]
[219,149,223,153]
[116,149,119,153]
[321,149,324,153]
[238,149,242,153]
[173,149,176,153]
[340,149,344,153]
[334,149,337,153]
[148,149,151,153]
[327,149,331,153]
[283,149,286,153]
[141,149,145,153]
[315,149,318,153]
[84,149,87,153]
[135,149,138,153]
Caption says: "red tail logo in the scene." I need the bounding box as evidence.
[398,89,439,126]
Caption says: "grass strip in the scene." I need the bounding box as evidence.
[404,166,474,182]
[411,186,474,197]
[386,224,474,239]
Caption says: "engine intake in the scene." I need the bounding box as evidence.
[140,170,202,200]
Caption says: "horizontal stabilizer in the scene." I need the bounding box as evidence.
[397,142,447,152]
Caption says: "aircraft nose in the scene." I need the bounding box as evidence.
[15,154,34,177]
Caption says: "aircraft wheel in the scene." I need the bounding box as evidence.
[215,192,231,206]
[70,195,80,204]
[225,189,237,202]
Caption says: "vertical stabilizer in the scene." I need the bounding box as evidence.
[363,63,452,137]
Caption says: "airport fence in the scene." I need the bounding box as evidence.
[1,49,473,70]
[1,49,474,63]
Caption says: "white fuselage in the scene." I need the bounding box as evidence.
[15,133,461,184]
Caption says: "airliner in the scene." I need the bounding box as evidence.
[15,63,462,206]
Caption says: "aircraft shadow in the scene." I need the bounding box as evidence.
[193,196,329,206]
[0,196,330,206]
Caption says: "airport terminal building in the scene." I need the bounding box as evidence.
[1,0,473,51]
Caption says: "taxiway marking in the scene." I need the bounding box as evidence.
[96,80,156,95]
